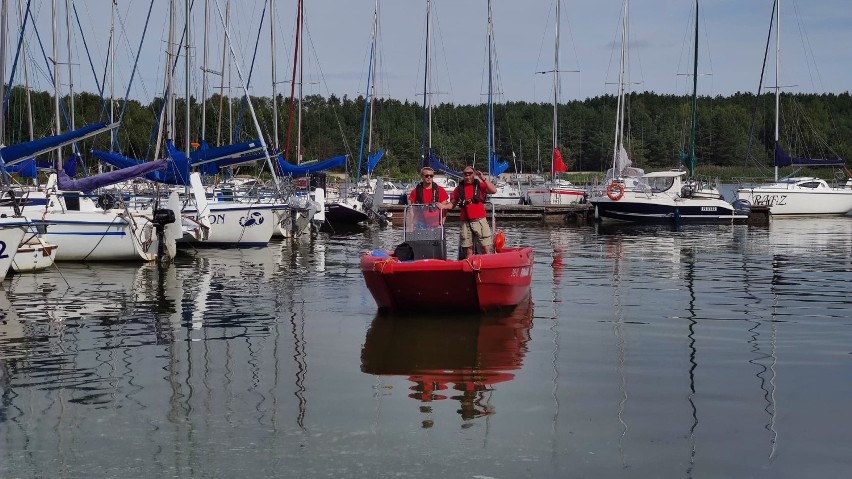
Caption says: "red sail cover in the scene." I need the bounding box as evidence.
[552,148,567,174]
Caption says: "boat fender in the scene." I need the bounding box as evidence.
[606,183,624,201]
[494,230,506,252]
[370,249,390,258]
[680,185,694,198]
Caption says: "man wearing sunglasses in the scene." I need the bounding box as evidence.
[450,167,498,258]
[408,166,451,227]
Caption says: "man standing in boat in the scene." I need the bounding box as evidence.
[450,166,498,258]
[408,167,451,228]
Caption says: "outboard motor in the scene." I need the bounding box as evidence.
[152,208,177,263]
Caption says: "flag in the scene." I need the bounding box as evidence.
[552,148,567,174]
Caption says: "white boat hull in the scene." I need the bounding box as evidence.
[736,182,852,215]
[182,203,276,246]
[12,237,58,273]
[527,186,586,205]
[0,218,28,277]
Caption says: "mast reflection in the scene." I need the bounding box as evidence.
[361,300,533,426]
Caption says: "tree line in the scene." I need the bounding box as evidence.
[4,86,851,180]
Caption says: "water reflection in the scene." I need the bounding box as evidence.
[361,300,533,427]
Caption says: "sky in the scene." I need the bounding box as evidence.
[14,0,852,108]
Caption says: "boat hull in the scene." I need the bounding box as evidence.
[0,218,28,277]
[12,238,57,273]
[361,246,534,313]
[182,203,275,247]
[736,186,852,215]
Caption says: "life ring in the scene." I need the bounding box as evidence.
[606,183,625,201]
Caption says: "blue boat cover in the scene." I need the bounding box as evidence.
[3,158,37,178]
[489,151,509,177]
[366,148,385,174]
[276,154,346,175]
[774,143,844,167]
[191,140,264,165]
[0,123,110,166]
[92,146,190,186]
[424,148,461,178]
[57,159,168,193]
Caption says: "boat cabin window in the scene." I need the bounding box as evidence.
[645,176,676,193]
[799,181,821,189]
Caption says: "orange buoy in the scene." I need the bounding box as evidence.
[606,183,625,201]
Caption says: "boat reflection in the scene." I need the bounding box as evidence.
[360,299,533,426]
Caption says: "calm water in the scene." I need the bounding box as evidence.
[2,217,852,478]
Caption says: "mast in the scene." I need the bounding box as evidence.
[773,0,780,181]
[297,0,304,164]
[356,0,378,184]
[52,0,62,167]
[109,0,115,150]
[184,0,191,158]
[270,0,278,150]
[367,0,378,161]
[0,0,7,146]
[486,0,493,175]
[18,1,34,142]
[420,0,431,167]
[201,0,209,142]
[66,0,76,154]
[552,0,560,174]
[686,0,699,177]
[612,0,628,170]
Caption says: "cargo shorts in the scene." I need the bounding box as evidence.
[460,217,492,248]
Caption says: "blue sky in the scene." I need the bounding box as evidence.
[17,0,852,107]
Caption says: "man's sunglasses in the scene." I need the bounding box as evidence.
[422,174,434,178]
[463,172,475,176]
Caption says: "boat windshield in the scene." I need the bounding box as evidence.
[403,204,445,242]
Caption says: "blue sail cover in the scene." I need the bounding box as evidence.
[0,123,111,166]
[774,143,844,167]
[489,152,509,177]
[64,155,78,177]
[57,159,168,193]
[191,140,264,165]
[276,154,346,175]
[92,147,190,185]
[366,148,385,174]
[3,158,37,178]
[424,149,461,177]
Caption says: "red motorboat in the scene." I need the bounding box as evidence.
[361,204,534,313]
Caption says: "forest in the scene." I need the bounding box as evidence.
[4,86,851,181]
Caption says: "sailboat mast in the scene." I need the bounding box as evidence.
[0,0,6,146]
[65,0,75,144]
[270,0,278,150]
[687,0,699,177]
[201,0,209,142]
[184,0,191,158]
[552,0,560,173]
[52,0,62,167]
[109,0,116,151]
[773,0,780,181]
[486,0,493,176]
[18,1,34,142]
[420,0,431,166]
[612,0,628,168]
[356,0,379,183]
[297,0,304,164]
[367,0,378,157]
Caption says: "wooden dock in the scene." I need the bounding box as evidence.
[381,203,595,227]
[381,203,771,227]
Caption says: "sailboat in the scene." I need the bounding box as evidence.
[526,0,586,206]
[590,0,747,224]
[735,0,852,216]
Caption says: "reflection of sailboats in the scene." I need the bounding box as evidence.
[361,299,533,425]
